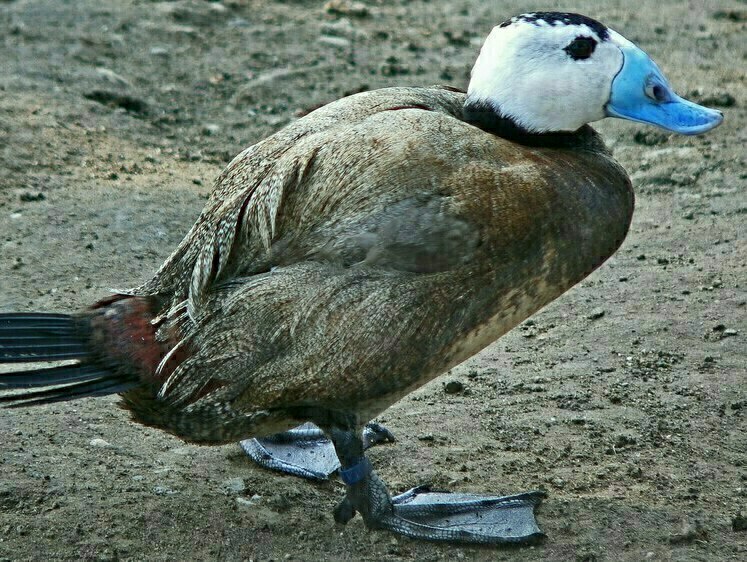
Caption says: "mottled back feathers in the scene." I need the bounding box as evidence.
[117,87,632,442]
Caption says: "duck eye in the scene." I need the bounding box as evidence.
[564,36,597,60]
[645,82,670,102]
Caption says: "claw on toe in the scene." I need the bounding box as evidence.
[333,497,357,524]
[362,422,396,448]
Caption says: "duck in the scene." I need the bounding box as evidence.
[0,12,722,545]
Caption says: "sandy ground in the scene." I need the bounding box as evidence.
[0,1,745,560]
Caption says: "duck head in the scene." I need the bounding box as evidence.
[465,12,723,135]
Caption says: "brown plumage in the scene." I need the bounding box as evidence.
[2,10,726,544]
[0,86,633,444]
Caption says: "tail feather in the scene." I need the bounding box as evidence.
[0,325,77,336]
[0,314,77,334]
[0,312,138,408]
[0,364,112,388]
[0,313,87,362]
[0,344,91,363]
[0,312,73,322]
[0,334,82,342]
[0,377,136,408]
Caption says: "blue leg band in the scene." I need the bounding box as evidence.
[339,457,372,486]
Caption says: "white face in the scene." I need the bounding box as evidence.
[467,16,626,133]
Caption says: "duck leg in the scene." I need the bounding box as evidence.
[328,427,546,544]
[240,421,395,481]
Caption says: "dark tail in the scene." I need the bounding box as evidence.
[0,312,138,408]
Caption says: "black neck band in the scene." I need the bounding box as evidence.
[463,100,591,148]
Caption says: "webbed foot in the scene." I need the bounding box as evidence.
[239,421,395,481]
[387,486,545,543]
[330,429,544,545]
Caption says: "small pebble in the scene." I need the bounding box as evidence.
[220,477,246,495]
[732,513,747,532]
[236,494,262,507]
[20,192,45,202]
[551,477,565,489]
[443,380,464,394]
[95,67,132,88]
[321,18,361,39]
[588,308,605,320]
[201,123,221,136]
[318,35,351,49]
[669,519,708,543]
[228,18,250,28]
[324,0,370,17]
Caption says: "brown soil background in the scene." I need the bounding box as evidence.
[0,1,745,560]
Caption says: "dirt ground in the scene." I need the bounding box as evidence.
[0,1,744,560]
